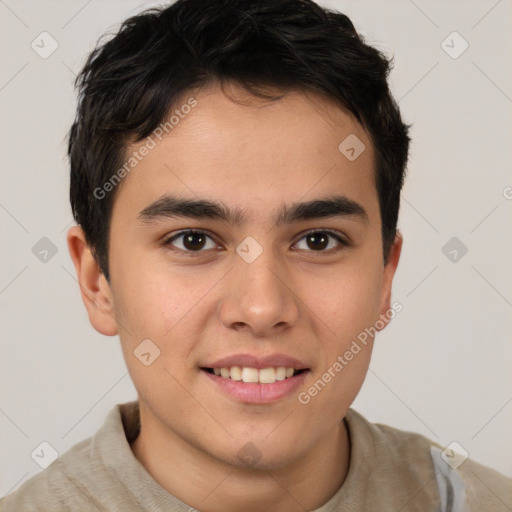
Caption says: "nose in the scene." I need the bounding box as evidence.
[218,247,301,337]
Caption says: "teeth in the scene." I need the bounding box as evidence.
[230,365,242,381]
[275,367,286,381]
[211,366,300,384]
[259,367,276,384]
[241,367,259,383]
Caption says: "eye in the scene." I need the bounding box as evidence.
[162,228,349,256]
[163,229,219,254]
[293,229,348,253]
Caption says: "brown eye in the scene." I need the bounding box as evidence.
[182,232,207,250]
[164,230,218,253]
[306,232,329,250]
[294,230,347,252]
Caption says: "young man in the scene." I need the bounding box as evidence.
[2,0,511,510]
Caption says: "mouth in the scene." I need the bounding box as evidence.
[200,353,310,403]
[201,366,308,384]
[200,357,310,404]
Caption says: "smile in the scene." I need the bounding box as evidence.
[203,366,306,384]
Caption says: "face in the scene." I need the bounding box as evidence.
[83,83,401,470]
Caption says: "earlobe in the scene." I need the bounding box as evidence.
[376,232,403,331]
[66,226,118,336]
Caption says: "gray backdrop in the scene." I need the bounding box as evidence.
[1,0,511,496]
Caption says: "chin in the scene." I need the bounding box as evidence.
[207,436,302,472]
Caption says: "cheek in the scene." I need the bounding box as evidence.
[301,273,380,419]
[111,263,219,372]
[112,274,197,402]
[111,251,198,336]
[304,260,383,342]
[113,279,173,338]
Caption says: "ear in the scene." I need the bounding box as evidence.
[66,226,118,336]
[376,232,403,331]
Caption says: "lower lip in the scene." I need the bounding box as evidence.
[201,369,309,404]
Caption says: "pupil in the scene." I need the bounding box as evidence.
[184,232,205,250]
[308,233,328,250]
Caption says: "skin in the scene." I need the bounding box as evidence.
[67,82,402,512]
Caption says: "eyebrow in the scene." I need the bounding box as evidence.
[138,194,368,227]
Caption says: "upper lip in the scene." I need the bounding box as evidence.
[204,353,309,370]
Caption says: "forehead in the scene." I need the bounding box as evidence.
[158,83,372,166]
[113,83,378,225]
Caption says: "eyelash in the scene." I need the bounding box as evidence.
[162,228,349,257]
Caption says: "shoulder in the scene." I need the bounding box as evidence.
[0,437,99,511]
[455,455,512,511]
[0,402,139,512]
[345,409,512,511]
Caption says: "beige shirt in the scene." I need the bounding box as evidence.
[1,401,511,511]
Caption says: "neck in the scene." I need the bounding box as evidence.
[131,404,350,512]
